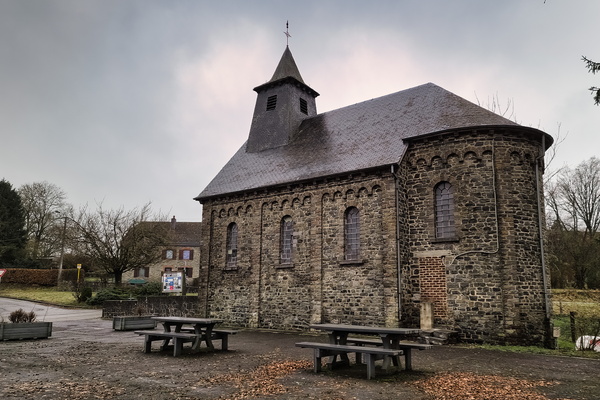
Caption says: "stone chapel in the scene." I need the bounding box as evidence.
[195,45,554,345]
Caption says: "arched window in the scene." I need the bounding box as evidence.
[280,216,293,264]
[435,182,456,238]
[345,207,360,260]
[226,223,238,269]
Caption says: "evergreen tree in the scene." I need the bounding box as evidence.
[0,179,27,265]
[582,56,600,105]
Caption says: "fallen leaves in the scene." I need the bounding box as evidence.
[409,372,567,400]
[202,359,312,400]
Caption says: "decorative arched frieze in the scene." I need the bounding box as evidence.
[464,151,478,164]
[431,156,444,169]
[447,153,460,166]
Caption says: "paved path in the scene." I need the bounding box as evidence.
[0,297,102,322]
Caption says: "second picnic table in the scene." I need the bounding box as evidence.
[297,323,430,378]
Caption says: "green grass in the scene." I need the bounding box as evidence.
[0,284,93,307]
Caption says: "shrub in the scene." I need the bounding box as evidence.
[86,287,130,306]
[134,281,163,297]
[73,286,93,303]
[9,308,36,323]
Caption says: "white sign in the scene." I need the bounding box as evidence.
[162,272,183,293]
[0,269,6,277]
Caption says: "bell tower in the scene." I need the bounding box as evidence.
[246,45,319,153]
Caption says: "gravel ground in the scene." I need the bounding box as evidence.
[1,318,599,400]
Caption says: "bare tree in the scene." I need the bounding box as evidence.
[546,157,600,288]
[74,203,169,284]
[18,181,70,260]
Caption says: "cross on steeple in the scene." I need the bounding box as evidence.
[284,21,291,46]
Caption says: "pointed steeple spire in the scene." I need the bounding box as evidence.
[268,46,305,84]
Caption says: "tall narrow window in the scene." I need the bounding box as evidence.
[299,98,308,114]
[266,95,277,111]
[280,216,293,264]
[435,182,456,238]
[226,223,238,269]
[344,207,360,260]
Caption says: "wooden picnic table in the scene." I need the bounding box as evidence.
[309,323,423,370]
[152,316,223,351]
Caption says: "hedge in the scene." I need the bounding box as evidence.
[1,268,84,286]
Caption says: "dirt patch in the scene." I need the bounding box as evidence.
[1,319,599,399]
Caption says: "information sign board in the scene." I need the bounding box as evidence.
[162,272,183,293]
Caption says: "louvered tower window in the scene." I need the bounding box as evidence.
[300,98,308,114]
[266,95,277,111]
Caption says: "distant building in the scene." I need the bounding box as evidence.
[122,216,201,284]
[194,46,554,345]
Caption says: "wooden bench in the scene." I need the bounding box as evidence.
[134,330,199,357]
[295,341,402,379]
[179,328,238,351]
[345,338,432,370]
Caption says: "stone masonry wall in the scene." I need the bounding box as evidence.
[198,171,400,330]
[402,128,550,345]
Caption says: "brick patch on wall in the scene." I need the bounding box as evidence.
[419,257,448,319]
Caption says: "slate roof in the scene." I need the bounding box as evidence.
[196,82,543,201]
[166,221,201,247]
[138,219,201,247]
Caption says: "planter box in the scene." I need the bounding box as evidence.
[0,322,53,340]
[112,316,156,331]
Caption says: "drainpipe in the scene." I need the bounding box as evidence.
[392,164,402,323]
[535,135,552,322]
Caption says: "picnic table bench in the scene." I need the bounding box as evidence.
[179,328,238,351]
[295,341,402,379]
[345,337,432,369]
[134,330,199,357]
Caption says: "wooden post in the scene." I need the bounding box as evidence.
[570,311,577,343]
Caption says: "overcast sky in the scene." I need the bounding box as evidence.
[1,0,598,222]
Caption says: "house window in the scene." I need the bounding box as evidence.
[178,267,193,278]
[300,98,308,114]
[179,249,194,260]
[164,267,173,273]
[226,222,238,269]
[266,95,277,111]
[344,207,360,260]
[435,181,456,238]
[164,249,175,260]
[280,216,293,264]
[134,267,149,278]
